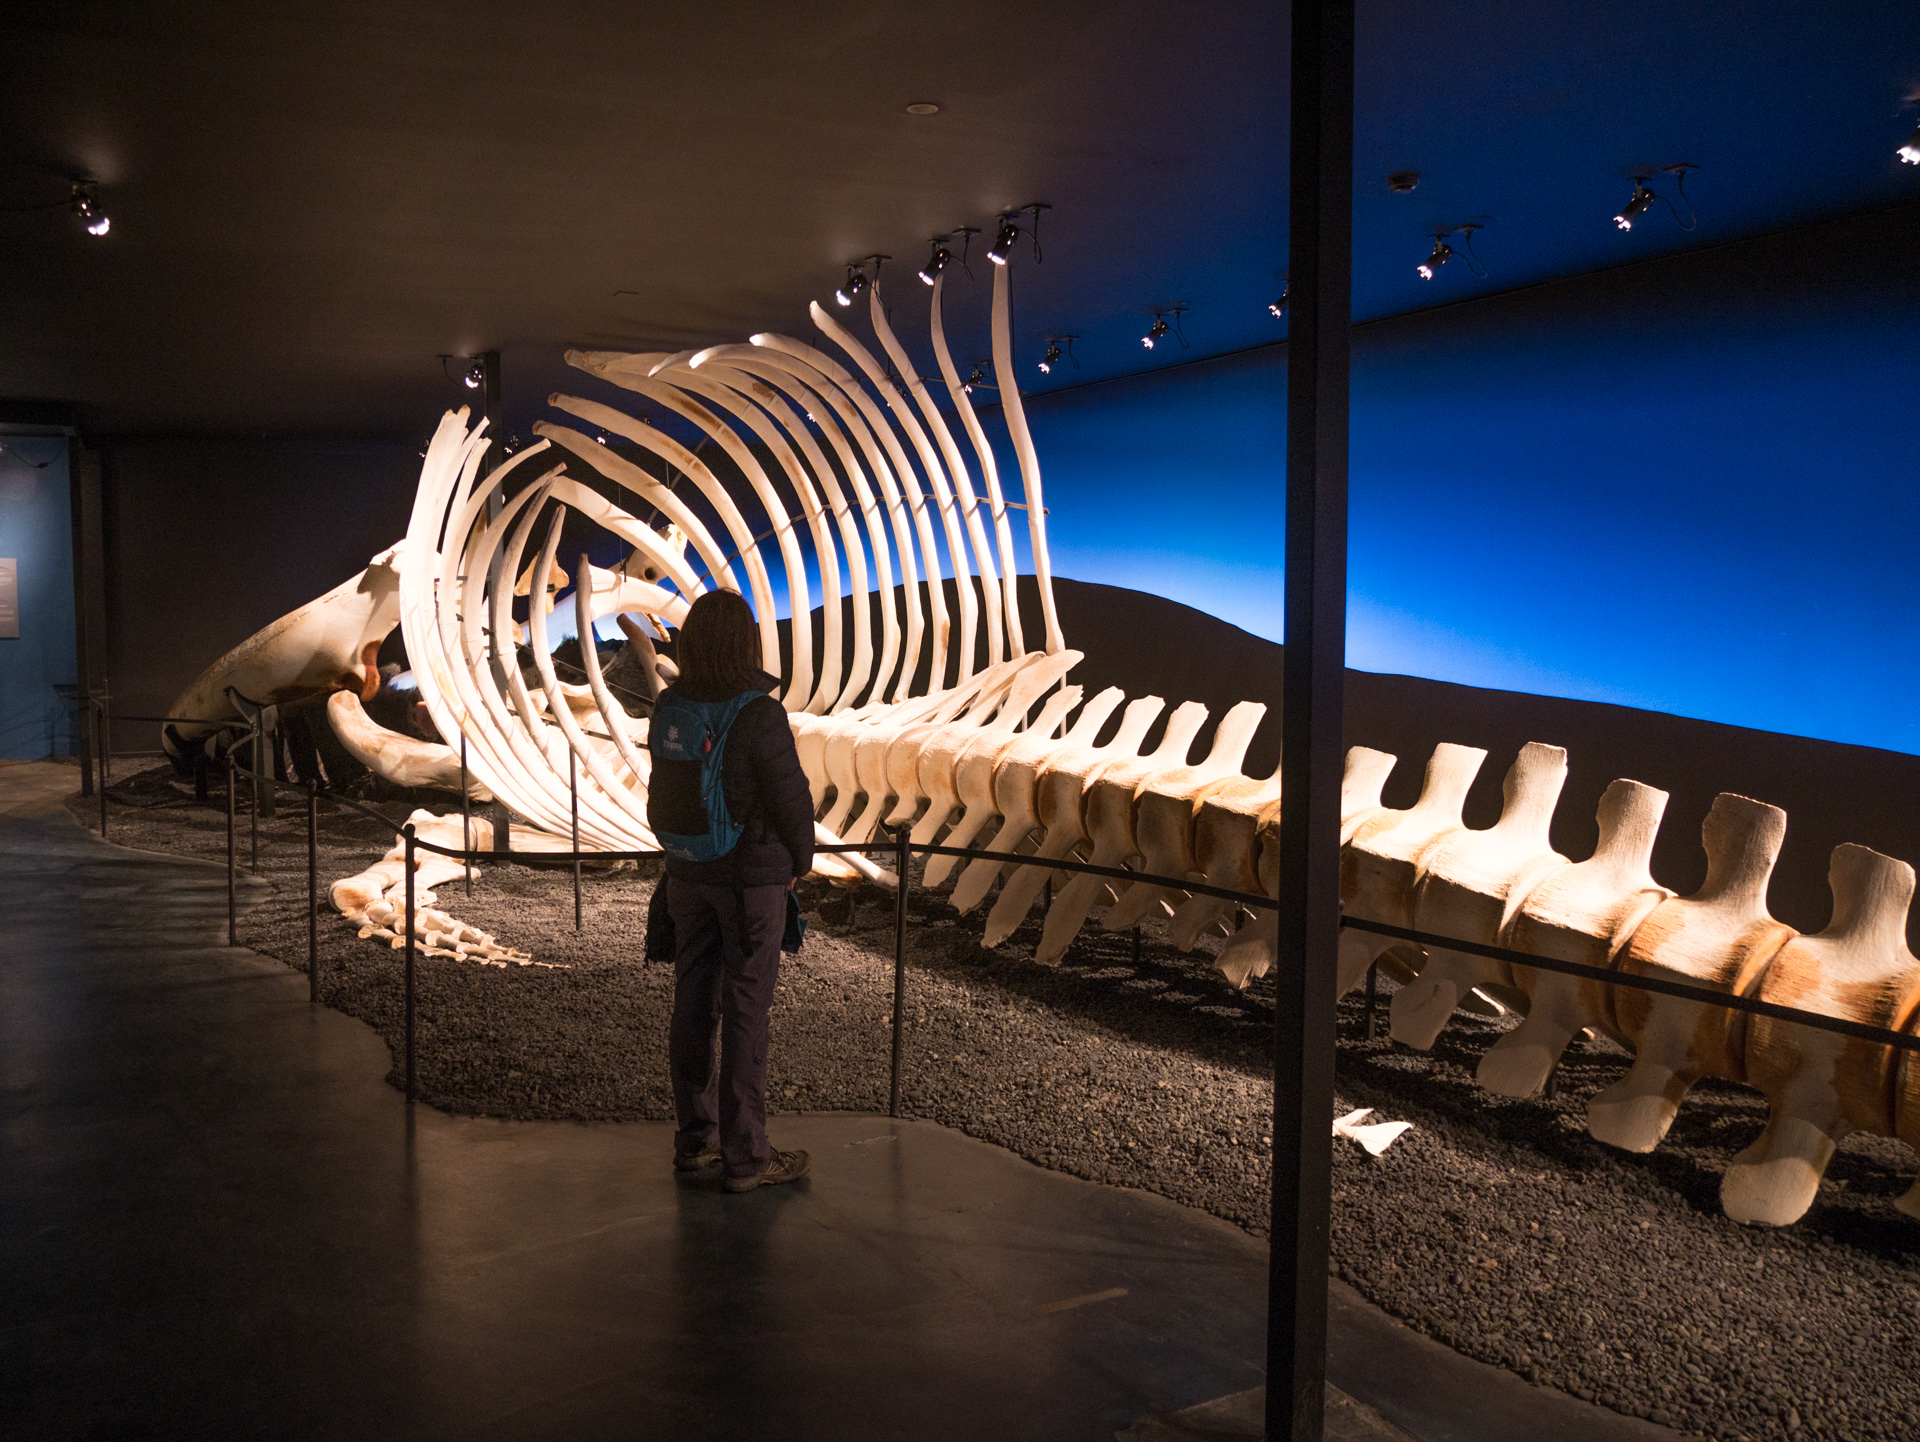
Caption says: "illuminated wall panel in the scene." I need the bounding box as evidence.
[1007,204,1920,753]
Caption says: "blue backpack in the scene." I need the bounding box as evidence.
[647,690,760,863]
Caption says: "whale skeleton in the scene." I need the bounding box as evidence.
[166,255,1920,1228]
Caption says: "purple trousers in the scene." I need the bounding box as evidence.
[666,877,787,1178]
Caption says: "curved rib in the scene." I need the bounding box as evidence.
[777,322,943,701]
[522,508,650,846]
[535,408,781,674]
[554,379,815,712]
[929,271,1017,660]
[862,281,980,685]
[651,355,847,714]
[690,347,885,711]
[749,338,923,703]
[572,553,656,796]
[990,261,1064,653]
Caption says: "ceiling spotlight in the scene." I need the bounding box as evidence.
[438,353,489,387]
[1387,170,1420,193]
[1036,336,1076,375]
[987,216,1020,266]
[962,360,991,396]
[1269,281,1290,319]
[1614,179,1658,230]
[986,204,1050,267]
[1141,308,1186,351]
[1416,223,1487,281]
[904,102,941,116]
[1611,165,1696,233]
[834,262,869,307]
[1039,342,1061,374]
[918,239,952,286]
[596,430,609,446]
[70,183,109,236]
[1900,122,1920,165]
[503,433,522,456]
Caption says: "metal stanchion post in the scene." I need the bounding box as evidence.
[248,744,259,873]
[256,715,276,820]
[96,701,108,839]
[79,691,96,799]
[461,734,472,899]
[1364,962,1378,1040]
[225,755,237,946]
[570,748,582,933]
[890,826,909,1118]
[404,825,417,1102]
[307,781,320,1003]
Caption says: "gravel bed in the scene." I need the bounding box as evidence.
[77,764,1920,1442]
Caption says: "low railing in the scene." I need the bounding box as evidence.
[82,752,1920,1120]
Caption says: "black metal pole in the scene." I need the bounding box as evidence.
[1269,4,1353,1440]
[570,747,583,933]
[79,691,95,798]
[404,825,417,1103]
[96,700,108,839]
[225,754,237,947]
[248,739,259,873]
[256,712,275,820]
[890,825,909,1118]
[307,781,320,1003]
[461,734,472,898]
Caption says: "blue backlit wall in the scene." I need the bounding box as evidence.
[0,437,77,760]
[1002,204,1920,755]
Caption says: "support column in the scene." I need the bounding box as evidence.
[70,440,107,789]
[1268,2,1353,1439]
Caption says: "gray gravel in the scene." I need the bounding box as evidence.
[81,764,1920,1442]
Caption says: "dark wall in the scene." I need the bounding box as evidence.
[1024,575,1920,947]
[99,436,419,723]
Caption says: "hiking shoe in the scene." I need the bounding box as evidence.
[673,1145,722,1172]
[723,1149,811,1193]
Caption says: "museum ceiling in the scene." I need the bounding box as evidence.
[2,0,1918,434]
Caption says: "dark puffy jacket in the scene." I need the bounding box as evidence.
[650,670,815,888]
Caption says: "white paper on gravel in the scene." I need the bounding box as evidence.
[1333,1108,1413,1156]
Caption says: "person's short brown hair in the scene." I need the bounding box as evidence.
[674,589,761,695]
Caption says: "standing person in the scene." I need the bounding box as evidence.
[648,589,815,1192]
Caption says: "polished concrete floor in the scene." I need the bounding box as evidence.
[1,764,1675,1441]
